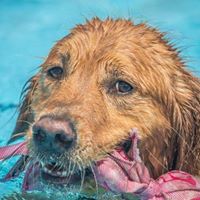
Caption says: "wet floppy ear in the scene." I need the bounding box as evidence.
[169,71,200,174]
[143,69,200,178]
[8,75,39,144]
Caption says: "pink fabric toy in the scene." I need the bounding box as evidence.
[94,130,200,200]
[0,141,28,161]
[1,131,200,199]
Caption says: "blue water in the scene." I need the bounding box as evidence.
[0,0,200,199]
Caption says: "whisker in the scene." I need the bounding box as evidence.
[146,149,168,171]
[9,132,26,141]
[75,156,86,193]
[57,158,65,172]
[80,168,86,193]
[168,125,197,169]
[66,162,76,186]
[89,161,99,197]
[67,158,72,177]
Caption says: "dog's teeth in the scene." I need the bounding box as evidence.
[57,171,61,176]
[42,165,67,177]
[59,171,67,177]
[43,166,52,174]
[62,171,67,176]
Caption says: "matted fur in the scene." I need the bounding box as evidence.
[12,18,200,178]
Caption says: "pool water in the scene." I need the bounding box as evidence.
[0,0,200,199]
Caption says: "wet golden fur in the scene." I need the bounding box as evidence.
[13,18,200,178]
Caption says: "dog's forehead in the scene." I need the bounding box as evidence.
[44,19,139,66]
[42,18,179,84]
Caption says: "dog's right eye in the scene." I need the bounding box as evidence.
[47,66,63,79]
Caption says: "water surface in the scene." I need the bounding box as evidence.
[0,0,200,199]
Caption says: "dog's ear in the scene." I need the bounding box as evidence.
[169,70,200,175]
[8,75,38,143]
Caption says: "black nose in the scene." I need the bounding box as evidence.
[32,116,76,154]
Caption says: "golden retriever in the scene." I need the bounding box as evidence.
[11,18,200,187]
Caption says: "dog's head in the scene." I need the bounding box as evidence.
[13,18,200,181]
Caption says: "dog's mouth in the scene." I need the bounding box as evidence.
[41,161,68,179]
[22,132,134,190]
[39,139,132,184]
[39,160,92,185]
[22,159,93,191]
[1,129,138,193]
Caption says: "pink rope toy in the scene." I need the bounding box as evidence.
[0,141,28,161]
[94,130,200,200]
[1,130,200,199]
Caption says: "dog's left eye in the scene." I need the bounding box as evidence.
[115,80,133,94]
[47,66,63,79]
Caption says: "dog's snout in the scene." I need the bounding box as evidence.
[33,127,47,142]
[55,132,74,147]
[32,116,76,154]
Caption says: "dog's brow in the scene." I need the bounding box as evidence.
[105,65,126,78]
[60,53,70,68]
[105,65,135,86]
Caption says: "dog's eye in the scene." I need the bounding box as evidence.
[47,66,63,79]
[115,80,133,94]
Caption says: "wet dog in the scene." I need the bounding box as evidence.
[11,18,200,187]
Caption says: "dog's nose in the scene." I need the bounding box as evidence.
[32,116,76,154]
